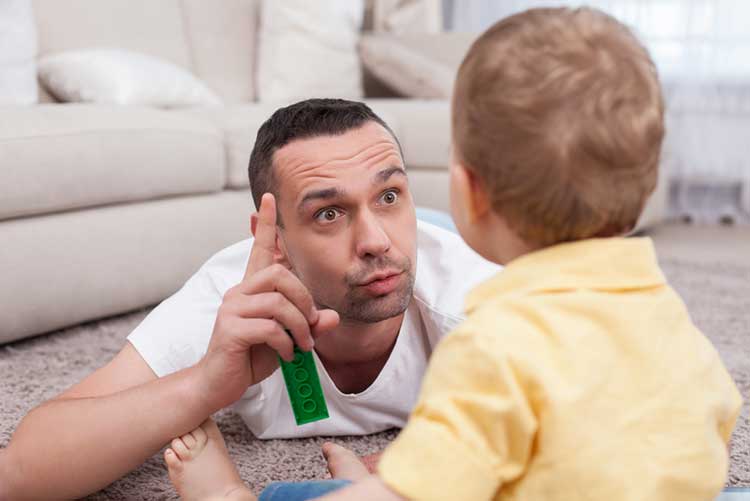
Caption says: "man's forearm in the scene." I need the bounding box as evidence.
[3,365,213,500]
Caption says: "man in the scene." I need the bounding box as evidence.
[0,99,498,500]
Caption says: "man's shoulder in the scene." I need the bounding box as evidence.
[197,237,254,293]
[415,219,485,261]
[412,220,501,322]
[126,237,253,377]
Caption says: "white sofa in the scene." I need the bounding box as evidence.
[0,0,456,344]
[0,0,668,344]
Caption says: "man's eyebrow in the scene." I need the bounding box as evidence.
[374,166,407,183]
[298,187,345,213]
[296,167,406,215]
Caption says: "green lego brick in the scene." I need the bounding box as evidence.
[279,342,329,426]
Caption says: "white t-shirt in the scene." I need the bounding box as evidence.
[128,220,499,438]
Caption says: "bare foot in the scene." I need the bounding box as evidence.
[360,452,381,474]
[165,418,256,501]
[321,442,370,482]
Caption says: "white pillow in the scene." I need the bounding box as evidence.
[359,32,478,99]
[257,0,364,102]
[38,49,223,108]
[0,0,37,106]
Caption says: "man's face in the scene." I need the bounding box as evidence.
[274,121,417,323]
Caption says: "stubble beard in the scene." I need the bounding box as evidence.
[321,255,415,324]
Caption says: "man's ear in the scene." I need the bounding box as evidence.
[249,213,292,268]
[454,163,492,223]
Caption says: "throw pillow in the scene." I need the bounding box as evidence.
[359,32,477,99]
[38,49,223,108]
[257,0,364,102]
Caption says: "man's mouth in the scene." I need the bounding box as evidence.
[358,270,402,286]
[357,270,403,296]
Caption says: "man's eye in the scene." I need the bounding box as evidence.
[380,190,399,205]
[314,208,342,223]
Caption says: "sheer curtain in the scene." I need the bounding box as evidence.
[449,0,750,223]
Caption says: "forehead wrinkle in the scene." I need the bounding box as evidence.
[281,139,401,178]
[278,136,404,215]
[293,149,402,203]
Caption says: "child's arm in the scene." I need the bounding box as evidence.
[351,325,536,500]
[316,475,405,501]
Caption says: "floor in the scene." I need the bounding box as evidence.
[644,221,749,266]
[0,220,748,498]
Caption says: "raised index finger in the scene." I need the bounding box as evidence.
[245,193,277,280]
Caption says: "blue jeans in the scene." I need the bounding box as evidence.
[257,481,750,501]
[259,479,351,501]
[718,487,750,500]
[258,480,750,501]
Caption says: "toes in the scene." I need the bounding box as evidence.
[164,448,182,473]
[192,422,208,448]
[171,437,190,460]
[201,418,222,440]
[360,452,381,474]
[200,418,229,450]
[322,442,370,481]
[323,442,354,459]
[181,431,197,449]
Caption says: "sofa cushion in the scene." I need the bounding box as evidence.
[360,32,477,99]
[188,103,288,189]
[189,103,401,190]
[32,0,260,103]
[0,191,252,344]
[0,104,225,221]
[365,99,451,169]
[182,0,259,103]
[257,0,364,102]
[0,0,38,105]
[32,0,191,70]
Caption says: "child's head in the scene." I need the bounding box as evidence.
[449,7,665,263]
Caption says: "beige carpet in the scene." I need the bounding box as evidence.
[0,257,748,499]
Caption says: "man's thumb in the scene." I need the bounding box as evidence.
[311,309,340,339]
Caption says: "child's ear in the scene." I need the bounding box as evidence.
[454,163,492,223]
[249,213,292,269]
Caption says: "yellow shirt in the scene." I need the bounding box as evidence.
[379,238,742,501]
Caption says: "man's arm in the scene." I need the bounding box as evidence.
[2,194,339,501]
[1,342,213,500]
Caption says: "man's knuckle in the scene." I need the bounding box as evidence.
[269,292,285,308]
[219,318,237,336]
[262,320,278,336]
[270,263,287,278]
[218,299,238,318]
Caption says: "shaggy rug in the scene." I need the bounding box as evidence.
[1,257,748,499]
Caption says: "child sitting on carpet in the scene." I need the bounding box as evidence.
[164,7,742,501]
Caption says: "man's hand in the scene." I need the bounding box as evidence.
[196,193,339,412]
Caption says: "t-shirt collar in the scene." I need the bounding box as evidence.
[465,237,666,314]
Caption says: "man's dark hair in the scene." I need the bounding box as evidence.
[247,98,402,218]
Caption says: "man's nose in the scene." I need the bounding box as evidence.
[354,210,391,259]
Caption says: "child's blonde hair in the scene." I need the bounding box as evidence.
[452,7,665,246]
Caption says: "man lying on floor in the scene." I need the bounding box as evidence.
[0,98,499,500]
